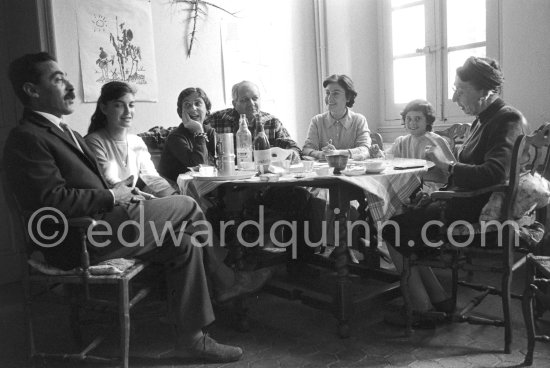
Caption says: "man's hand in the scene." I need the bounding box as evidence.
[132,188,156,200]
[111,176,146,204]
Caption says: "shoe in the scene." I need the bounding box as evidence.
[175,333,243,363]
[383,309,444,330]
[216,268,272,303]
[432,298,455,314]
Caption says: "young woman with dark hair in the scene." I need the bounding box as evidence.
[85,81,177,197]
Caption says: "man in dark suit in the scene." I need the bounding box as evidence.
[4,52,270,363]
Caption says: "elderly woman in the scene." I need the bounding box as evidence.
[85,81,177,197]
[158,87,217,182]
[389,99,455,189]
[302,74,373,160]
[382,56,527,327]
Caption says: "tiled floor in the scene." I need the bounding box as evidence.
[1,262,550,368]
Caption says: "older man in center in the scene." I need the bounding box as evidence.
[205,80,301,162]
[204,81,318,258]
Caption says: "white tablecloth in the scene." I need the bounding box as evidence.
[178,159,432,223]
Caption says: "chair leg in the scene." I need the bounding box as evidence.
[501,269,512,354]
[23,279,36,361]
[333,242,351,338]
[70,303,83,347]
[401,255,413,336]
[233,297,250,332]
[522,261,536,366]
[119,279,130,368]
[450,254,459,315]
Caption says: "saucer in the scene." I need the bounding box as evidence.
[364,167,385,174]
[342,168,366,176]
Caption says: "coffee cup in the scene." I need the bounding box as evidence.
[199,165,215,176]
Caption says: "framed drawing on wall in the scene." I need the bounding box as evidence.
[76,0,158,102]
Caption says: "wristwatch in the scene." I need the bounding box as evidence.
[448,161,457,175]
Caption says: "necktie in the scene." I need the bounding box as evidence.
[60,122,84,153]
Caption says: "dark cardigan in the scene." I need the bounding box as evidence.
[158,123,216,182]
[452,98,528,189]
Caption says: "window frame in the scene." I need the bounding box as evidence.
[378,0,502,138]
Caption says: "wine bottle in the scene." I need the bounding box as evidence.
[236,114,253,169]
[253,119,271,174]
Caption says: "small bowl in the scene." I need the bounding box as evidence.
[325,154,349,174]
[314,166,331,176]
[364,159,385,173]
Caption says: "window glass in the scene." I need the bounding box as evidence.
[381,0,494,122]
[392,0,420,7]
[447,0,486,48]
[394,56,426,104]
[392,5,425,56]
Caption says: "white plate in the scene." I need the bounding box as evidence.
[390,158,427,167]
[194,171,256,181]
[364,167,385,174]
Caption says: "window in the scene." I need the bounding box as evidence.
[381,0,501,131]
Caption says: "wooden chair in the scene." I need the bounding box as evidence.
[1,165,152,368]
[401,123,550,353]
[370,132,384,149]
[523,254,550,365]
[435,123,471,156]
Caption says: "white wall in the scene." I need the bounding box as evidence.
[51,0,319,146]
[501,0,550,131]
[27,0,550,142]
[324,0,381,133]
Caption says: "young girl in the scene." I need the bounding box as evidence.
[388,99,455,191]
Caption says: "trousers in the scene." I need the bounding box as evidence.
[93,195,218,335]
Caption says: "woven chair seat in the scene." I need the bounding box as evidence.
[28,257,137,276]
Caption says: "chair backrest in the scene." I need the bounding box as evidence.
[370,132,384,148]
[435,123,471,156]
[1,162,93,277]
[508,123,550,229]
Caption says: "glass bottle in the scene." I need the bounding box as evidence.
[236,114,253,169]
[253,119,271,174]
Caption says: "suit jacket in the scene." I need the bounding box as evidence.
[4,109,132,269]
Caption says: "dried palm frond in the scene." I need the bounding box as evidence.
[173,0,237,57]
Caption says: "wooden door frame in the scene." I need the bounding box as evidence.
[0,0,55,284]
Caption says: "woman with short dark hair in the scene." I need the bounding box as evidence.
[383,56,528,328]
[302,74,373,160]
[158,87,217,182]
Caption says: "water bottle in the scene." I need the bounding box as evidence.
[236,114,253,169]
[253,118,271,174]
